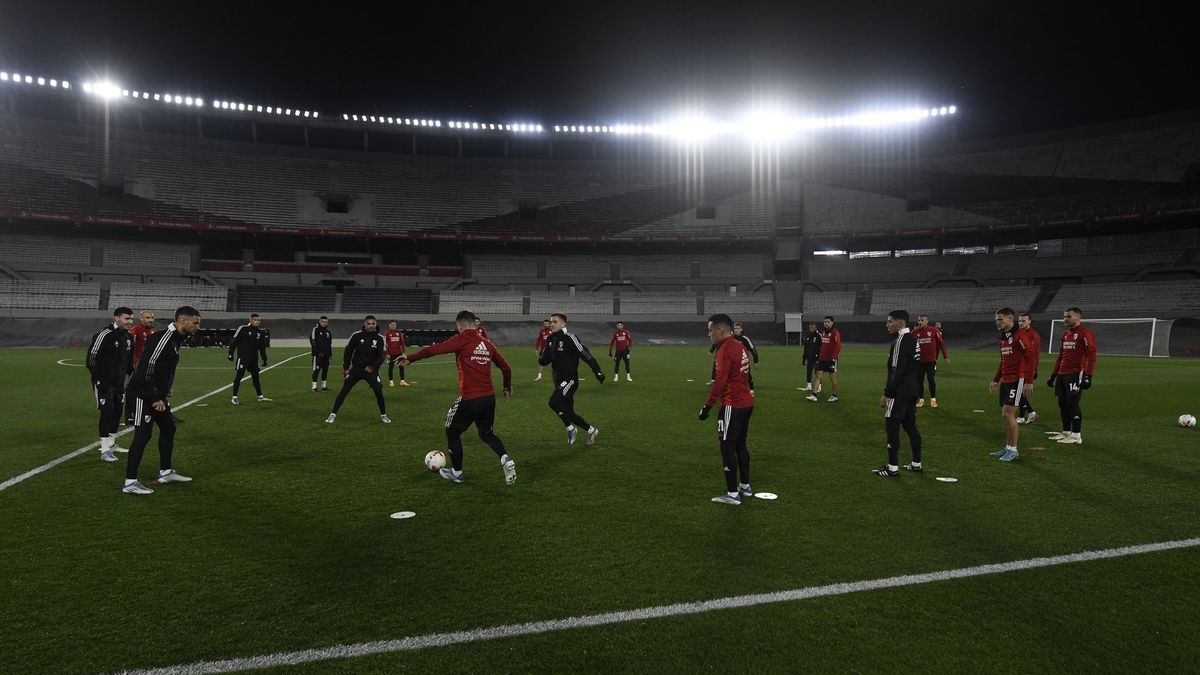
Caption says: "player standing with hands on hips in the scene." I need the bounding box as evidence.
[699,313,755,505]
[539,312,605,445]
[401,310,516,485]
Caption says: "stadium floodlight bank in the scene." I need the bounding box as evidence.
[1048,318,1174,358]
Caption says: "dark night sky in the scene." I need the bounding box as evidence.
[1,1,1195,140]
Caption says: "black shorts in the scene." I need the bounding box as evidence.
[717,405,754,442]
[1055,372,1084,398]
[130,395,173,428]
[312,353,330,367]
[445,395,497,433]
[998,380,1026,408]
[234,357,260,372]
[884,396,917,421]
[613,349,630,359]
[816,359,837,373]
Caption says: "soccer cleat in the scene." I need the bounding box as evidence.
[998,449,1020,462]
[100,449,118,463]
[156,470,192,484]
[711,494,742,505]
[502,458,517,485]
[739,484,754,497]
[380,414,392,424]
[534,373,542,382]
[566,427,577,445]
[1016,417,1027,425]
[903,463,924,473]
[872,466,899,477]
[626,374,632,382]
[1025,411,1039,425]
[930,398,938,409]
[389,380,395,387]
[1048,432,1069,441]
[613,374,619,382]
[231,396,239,405]
[1057,435,1082,445]
[587,427,599,446]
[400,380,411,387]
[802,383,812,391]
[321,385,329,391]
[325,413,336,424]
[989,448,1008,457]
[805,394,819,402]
[110,442,129,454]
[257,395,272,402]
[916,399,926,408]
[706,379,714,386]
[438,467,465,484]
[122,481,154,495]
[311,386,318,392]
[828,395,839,403]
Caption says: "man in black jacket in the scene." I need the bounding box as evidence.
[88,307,134,462]
[326,315,389,424]
[310,316,333,392]
[874,310,924,477]
[801,323,820,391]
[122,306,201,494]
[228,313,270,404]
[538,312,605,445]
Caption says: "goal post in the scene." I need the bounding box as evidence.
[1047,318,1174,358]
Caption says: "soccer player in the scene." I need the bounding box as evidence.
[707,324,758,390]
[698,313,754,505]
[1047,307,1097,444]
[874,310,924,477]
[383,321,410,387]
[609,321,633,382]
[539,312,605,445]
[121,306,201,494]
[912,314,950,408]
[534,318,553,382]
[326,315,389,424]
[88,307,134,462]
[125,309,157,424]
[988,307,1037,462]
[228,313,270,404]
[801,322,820,391]
[310,316,333,392]
[807,316,841,402]
[474,317,488,339]
[1016,313,1042,425]
[400,310,516,485]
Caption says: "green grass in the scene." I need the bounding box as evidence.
[1,345,1198,673]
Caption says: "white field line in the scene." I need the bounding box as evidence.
[1,352,310,492]
[116,536,1200,675]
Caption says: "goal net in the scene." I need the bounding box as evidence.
[1047,318,1174,358]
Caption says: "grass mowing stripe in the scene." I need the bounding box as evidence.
[0,352,310,493]
[116,536,1200,675]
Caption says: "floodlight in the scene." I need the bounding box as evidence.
[196,98,204,106]
[50,79,58,87]
[62,81,70,89]
[948,105,957,114]
[24,75,32,83]
[37,77,46,85]
[82,82,92,92]
[256,105,262,112]
[313,112,319,118]
[0,72,7,81]
[184,96,193,105]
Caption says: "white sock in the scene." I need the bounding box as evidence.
[100,436,111,450]
[566,425,576,432]
[452,468,463,477]
[159,469,171,476]
[727,491,738,498]
[124,479,137,486]
[321,380,327,387]
[911,461,922,467]
[1006,445,1017,452]
[739,483,750,490]
[500,454,510,465]
[888,464,899,472]
[588,427,597,434]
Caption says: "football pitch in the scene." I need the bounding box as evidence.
[2,344,1198,673]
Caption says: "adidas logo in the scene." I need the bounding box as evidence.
[473,342,490,356]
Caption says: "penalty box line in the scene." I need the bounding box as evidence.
[116,536,1200,675]
[1,352,311,493]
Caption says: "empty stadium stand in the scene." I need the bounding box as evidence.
[1048,280,1200,315]
[0,280,99,309]
[235,285,336,312]
[108,283,227,312]
[799,291,858,317]
[341,287,434,314]
[438,290,524,316]
[703,292,774,316]
[869,287,1041,316]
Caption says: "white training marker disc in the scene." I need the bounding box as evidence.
[973,409,986,413]
[389,511,416,520]
[1044,431,1060,435]
[686,379,695,382]
[936,477,959,483]
[196,404,208,407]
[754,492,778,500]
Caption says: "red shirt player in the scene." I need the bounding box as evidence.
[699,313,755,505]
[1047,306,1098,444]
[403,310,515,485]
[608,321,633,382]
[806,316,842,402]
[473,318,488,339]
[383,321,409,387]
[534,319,553,382]
[1016,313,1043,423]
[129,310,157,366]
[989,308,1038,461]
[912,314,950,407]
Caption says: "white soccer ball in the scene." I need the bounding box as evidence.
[424,450,447,471]
[1179,414,1197,429]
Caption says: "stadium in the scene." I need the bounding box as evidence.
[2,5,1198,673]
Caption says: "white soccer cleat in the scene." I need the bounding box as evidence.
[109,441,129,453]
[1057,434,1082,445]
[802,383,812,391]
[534,374,542,382]
[587,427,599,446]
[806,394,819,402]
[828,395,839,403]
[1048,431,1069,440]
[122,481,153,495]
[231,396,239,405]
[613,374,619,382]
[1026,411,1039,425]
[502,458,517,485]
[380,414,392,424]
[100,449,118,463]
[156,470,192,484]
[626,374,632,382]
[257,395,272,402]
[1016,417,1026,425]
[325,413,336,424]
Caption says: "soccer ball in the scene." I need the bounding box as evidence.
[424,450,447,471]
[1179,414,1197,429]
